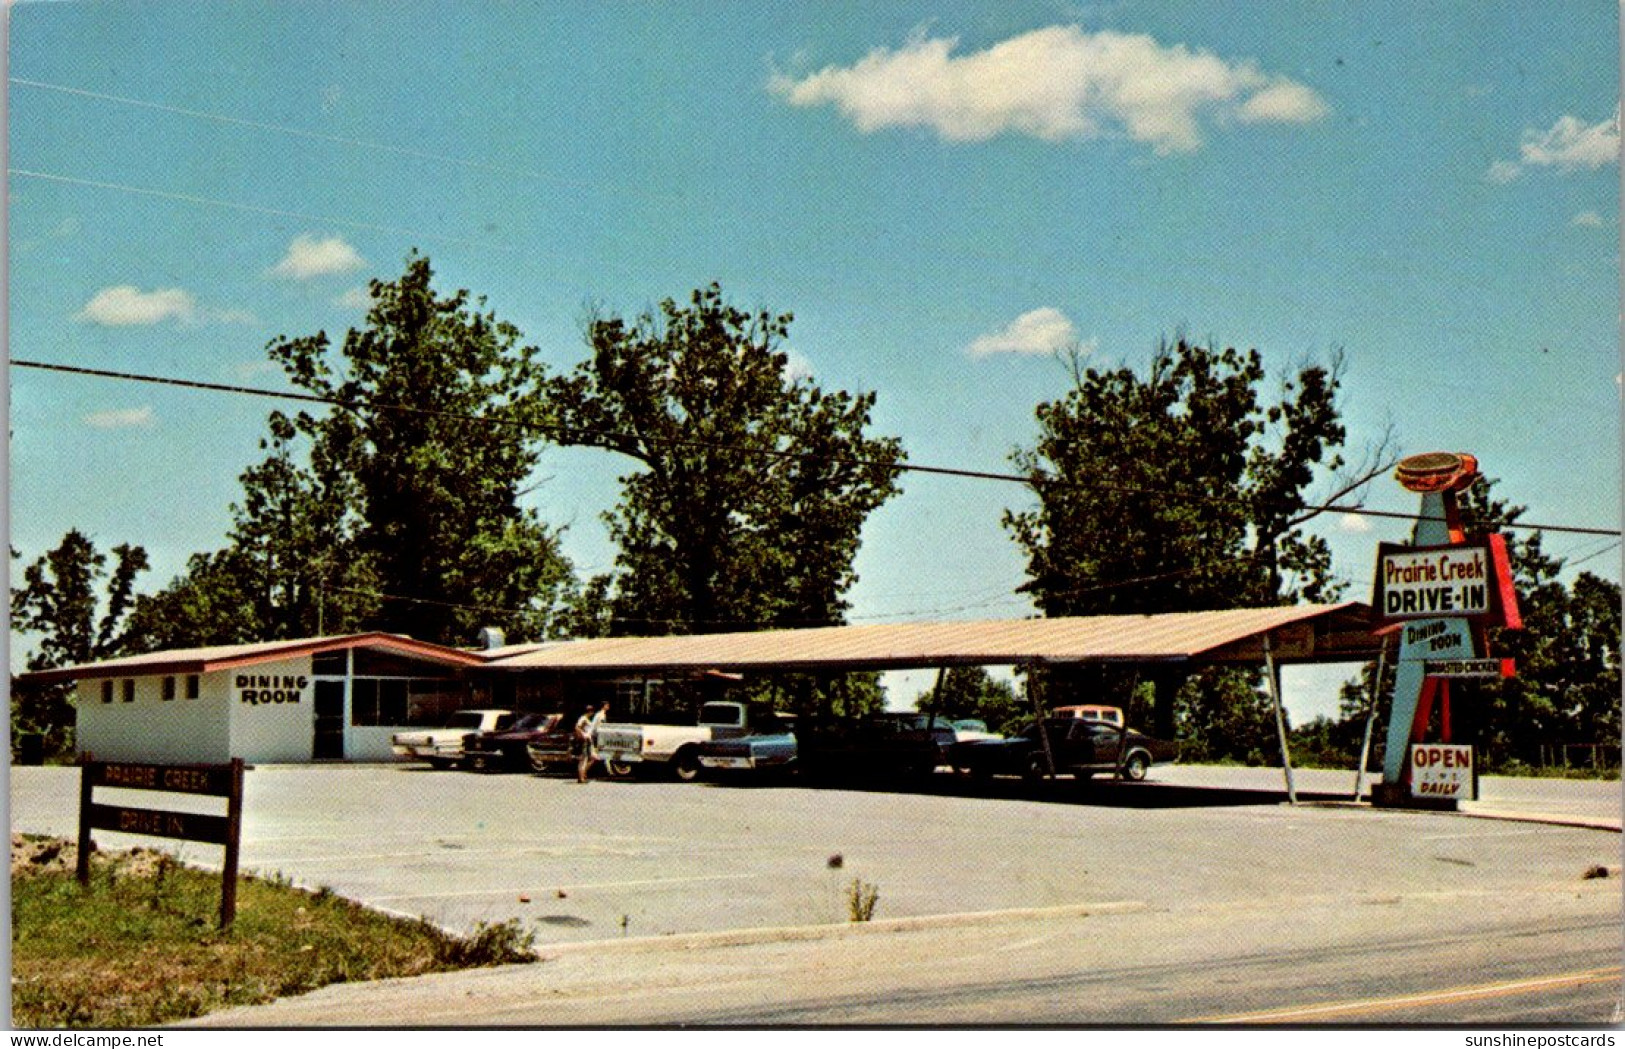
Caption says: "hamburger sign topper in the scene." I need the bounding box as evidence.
[1370,452,1521,630]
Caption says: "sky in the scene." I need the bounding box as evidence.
[6,2,1620,721]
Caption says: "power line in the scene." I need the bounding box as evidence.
[9,76,687,204]
[12,357,1622,538]
[9,167,540,258]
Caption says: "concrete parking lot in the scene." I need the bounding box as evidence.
[10,762,1620,944]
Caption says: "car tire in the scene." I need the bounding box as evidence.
[672,748,703,783]
[1023,753,1050,783]
[1121,751,1151,781]
[427,758,452,771]
[604,759,635,779]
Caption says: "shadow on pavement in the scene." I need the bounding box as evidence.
[706,771,1357,808]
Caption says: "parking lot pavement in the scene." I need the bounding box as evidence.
[11,763,1621,946]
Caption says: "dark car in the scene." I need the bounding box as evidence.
[949,718,1177,782]
[799,712,959,781]
[461,711,563,771]
[695,712,799,778]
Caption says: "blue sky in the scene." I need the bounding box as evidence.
[7,2,1619,718]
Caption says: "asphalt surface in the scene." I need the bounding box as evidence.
[10,762,1622,1025]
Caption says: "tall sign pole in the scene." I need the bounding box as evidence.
[1371,453,1520,808]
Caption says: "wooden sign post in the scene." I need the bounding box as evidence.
[76,755,246,928]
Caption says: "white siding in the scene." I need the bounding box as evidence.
[74,672,231,764]
[226,656,317,763]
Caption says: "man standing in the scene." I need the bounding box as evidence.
[575,701,610,783]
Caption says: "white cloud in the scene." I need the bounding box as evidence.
[1572,210,1605,227]
[269,234,365,279]
[84,406,155,429]
[781,347,816,381]
[1337,513,1373,534]
[772,26,1327,154]
[1488,109,1619,182]
[968,308,1082,358]
[77,286,197,326]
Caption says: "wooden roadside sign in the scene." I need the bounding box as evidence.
[76,755,247,929]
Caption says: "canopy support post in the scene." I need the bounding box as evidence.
[925,666,947,728]
[1353,642,1389,802]
[1263,634,1297,805]
[1027,665,1056,778]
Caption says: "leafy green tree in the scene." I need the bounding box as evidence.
[1006,339,1381,739]
[10,530,149,757]
[258,254,576,645]
[550,283,905,636]
[911,666,1026,735]
[1173,667,1280,764]
[123,549,265,650]
[1453,480,1620,768]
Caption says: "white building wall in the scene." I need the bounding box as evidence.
[347,723,404,762]
[226,656,317,763]
[74,672,231,764]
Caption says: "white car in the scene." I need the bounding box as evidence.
[391,709,517,769]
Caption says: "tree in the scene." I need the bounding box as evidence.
[123,549,265,651]
[550,283,905,636]
[911,666,1026,735]
[1453,480,1621,768]
[257,254,576,645]
[10,530,149,757]
[1005,339,1383,739]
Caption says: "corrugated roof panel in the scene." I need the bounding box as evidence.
[483,603,1379,672]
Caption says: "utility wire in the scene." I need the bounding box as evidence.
[9,76,686,204]
[11,357,1622,538]
[9,168,530,256]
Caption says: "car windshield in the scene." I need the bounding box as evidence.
[952,719,989,732]
[445,711,486,729]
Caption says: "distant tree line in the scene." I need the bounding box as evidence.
[12,256,1619,768]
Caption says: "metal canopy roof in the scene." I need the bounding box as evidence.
[15,632,485,686]
[481,602,1385,675]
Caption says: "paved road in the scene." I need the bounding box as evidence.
[13,763,1622,1025]
[191,886,1621,1026]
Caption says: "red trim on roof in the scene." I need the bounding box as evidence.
[14,632,483,686]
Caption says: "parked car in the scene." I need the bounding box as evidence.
[944,717,1001,742]
[949,717,1176,782]
[1050,704,1125,726]
[391,709,517,769]
[695,713,798,777]
[799,713,958,781]
[461,711,563,771]
[594,701,771,781]
[526,712,594,775]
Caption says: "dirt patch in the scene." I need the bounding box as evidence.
[11,834,177,880]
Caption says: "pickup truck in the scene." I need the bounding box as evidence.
[594,701,758,782]
[391,709,517,769]
[948,717,1177,782]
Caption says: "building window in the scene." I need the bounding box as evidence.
[349,677,466,726]
[312,650,348,677]
[185,675,200,699]
[122,679,135,703]
[101,681,113,704]
[162,676,176,701]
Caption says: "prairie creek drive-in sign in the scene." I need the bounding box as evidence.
[1375,542,1491,619]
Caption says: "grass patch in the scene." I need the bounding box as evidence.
[11,838,536,1029]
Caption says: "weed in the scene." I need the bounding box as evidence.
[432,919,538,967]
[845,878,880,922]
